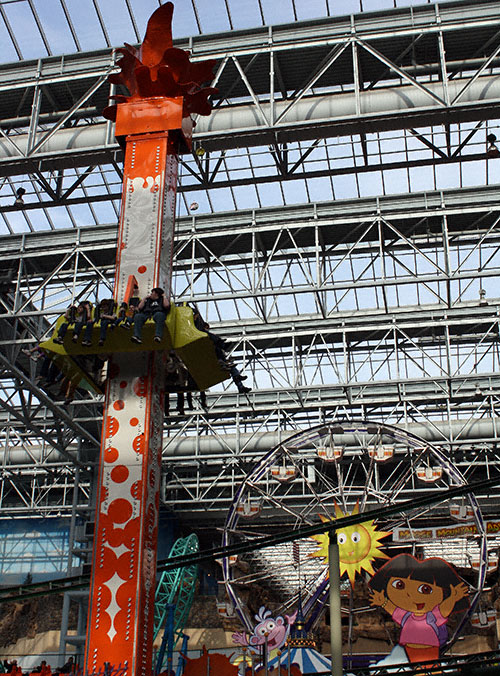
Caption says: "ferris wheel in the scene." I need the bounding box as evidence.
[221,420,489,650]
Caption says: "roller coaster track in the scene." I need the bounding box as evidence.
[153,534,199,642]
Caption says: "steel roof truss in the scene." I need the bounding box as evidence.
[276,41,350,126]
[357,36,447,107]
[231,55,269,127]
[28,72,113,158]
[453,213,500,275]
[452,319,500,378]
[452,40,500,106]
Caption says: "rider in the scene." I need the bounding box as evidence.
[81,298,117,347]
[131,288,171,344]
[53,301,92,344]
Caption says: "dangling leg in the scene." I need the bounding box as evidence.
[81,321,95,347]
[72,321,85,342]
[98,319,111,346]
[131,312,147,344]
[53,322,69,344]
[153,311,167,342]
[230,365,251,393]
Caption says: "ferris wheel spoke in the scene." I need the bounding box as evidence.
[378,452,424,503]
[383,502,445,531]
[282,448,340,522]
[245,479,315,526]
[358,457,376,512]
[376,455,411,495]
[334,460,359,512]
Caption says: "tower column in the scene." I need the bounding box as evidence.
[85,109,182,676]
[83,4,216,670]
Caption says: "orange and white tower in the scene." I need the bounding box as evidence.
[84,5,215,674]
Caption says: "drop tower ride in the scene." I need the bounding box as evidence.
[83,5,215,674]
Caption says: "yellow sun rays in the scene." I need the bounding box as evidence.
[309,502,390,585]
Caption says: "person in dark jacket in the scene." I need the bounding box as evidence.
[131,288,170,344]
[81,298,117,347]
[191,305,250,394]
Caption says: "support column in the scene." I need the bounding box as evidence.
[83,4,216,671]
[85,122,179,676]
[329,532,343,676]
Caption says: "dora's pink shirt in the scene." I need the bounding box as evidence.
[392,606,446,646]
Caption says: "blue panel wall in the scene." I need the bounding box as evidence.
[0,518,71,585]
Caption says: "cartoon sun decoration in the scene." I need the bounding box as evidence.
[309,501,391,585]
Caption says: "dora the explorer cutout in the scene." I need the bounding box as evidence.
[369,554,469,665]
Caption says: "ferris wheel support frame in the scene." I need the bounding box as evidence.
[329,534,342,676]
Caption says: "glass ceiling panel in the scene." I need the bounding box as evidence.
[1,0,48,60]
[0,0,472,66]
[91,0,140,48]
[64,0,110,52]
[260,0,295,24]
[34,2,79,55]
[195,0,232,33]
[225,0,263,30]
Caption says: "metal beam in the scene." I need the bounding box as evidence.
[2,75,500,174]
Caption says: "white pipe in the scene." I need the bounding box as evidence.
[1,417,498,464]
[1,76,499,159]
[163,417,500,456]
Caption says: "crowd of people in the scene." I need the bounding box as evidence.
[23,287,251,407]
[51,289,170,348]
[2,656,75,675]
[22,345,103,406]
[53,299,121,347]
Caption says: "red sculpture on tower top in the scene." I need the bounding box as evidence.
[104,1,217,121]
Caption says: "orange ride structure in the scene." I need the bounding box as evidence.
[83,5,216,675]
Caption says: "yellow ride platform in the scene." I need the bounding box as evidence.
[40,304,229,393]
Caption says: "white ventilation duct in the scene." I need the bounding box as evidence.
[163,417,500,457]
[1,75,499,160]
